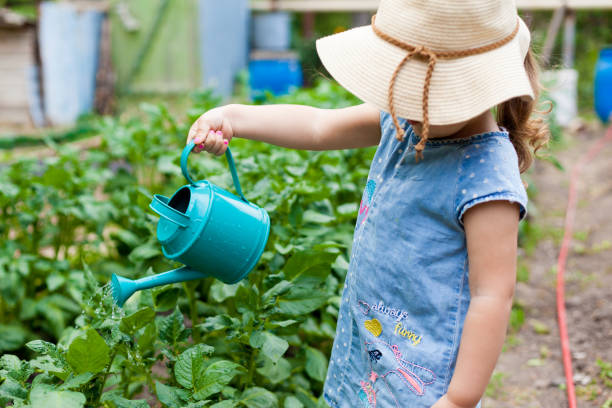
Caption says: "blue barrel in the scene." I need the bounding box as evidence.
[249,53,303,98]
[198,0,249,98]
[39,2,103,125]
[595,47,612,123]
[252,12,291,51]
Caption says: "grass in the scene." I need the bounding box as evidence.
[486,372,507,399]
[520,221,564,256]
[598,359,612,389]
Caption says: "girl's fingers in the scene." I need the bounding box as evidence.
[209,132,223,156]
[186,117,228,156]
[192,130,209,153]
[202,130,217,153]
[212,131,226,156]
[220,139,229,155]
[187,118,210,146]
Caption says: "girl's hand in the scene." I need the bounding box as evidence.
[187,107,234,156]
[432,394,475,408]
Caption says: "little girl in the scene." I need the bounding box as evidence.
[188,1,548,407]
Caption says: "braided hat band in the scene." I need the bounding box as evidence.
[371,15,520,161]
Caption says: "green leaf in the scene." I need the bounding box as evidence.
[284,396,304,408]
[0,354,21,371]
[128,242,161,263]
[275,252,336,316]
[155,381,190,408]
[336,203,358,216]
[249,332,288,363]
[0,324,28,351]
[29,356,67,379]
[276,290,329,316]
[302,210,335,224]
[283,251,337,281]
[193,361,244,400]
[153,287,181,311]
[110,229,141,248]
[174,344,215,389]
[262,281,292,302]
[101,391,150,408]
[137,322,157,353]
[268,320,298,328]
[305,347,328,382]
[46,273,66,291]
[209,281,240,303]
[59,373,94,390]
[240,387,278,408]
[119,307,155,335]
[0,377,28,402]
[256,356,291,384]
[158,306,190,346]
[0,355,32,383]
[26,340,68,371]
[66,329,110,375]
[198,315,240,333]
[30,383,86,408]
[210,401,237,408]
[286,164,307,177]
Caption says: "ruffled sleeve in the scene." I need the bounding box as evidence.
[455,136,528,225]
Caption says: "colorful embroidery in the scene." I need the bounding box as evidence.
[358,390,370,407]
[359,179,377,225]
[393,322,422,346]
[358,300,371,315]
[359,339,436,406]
[368,349,383,363]
[361,300,411,322]
[364,319,383,337]
[359,380,377,407]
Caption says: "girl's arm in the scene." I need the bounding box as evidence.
[187,103,381,154]
[433,200,520,408]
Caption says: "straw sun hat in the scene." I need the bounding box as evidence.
[316,0,534,157]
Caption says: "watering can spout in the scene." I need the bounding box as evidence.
[111,267,209,307]
[111,274,139,308]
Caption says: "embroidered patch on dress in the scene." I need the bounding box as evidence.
[359,380,377,407]
[359,180,377,225]
[361,339,436,403]
[364,319,383,337]
[358,300,372,315]
[393,322,423,346]
[368,349,383,363]
[362,300,411,322]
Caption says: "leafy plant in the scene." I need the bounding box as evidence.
[1,80,368,406]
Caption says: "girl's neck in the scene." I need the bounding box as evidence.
[451,110,501,139]
[414,110,501,141]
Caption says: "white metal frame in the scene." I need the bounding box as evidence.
[250,0,612,11]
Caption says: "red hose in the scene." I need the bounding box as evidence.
[556,124,612,408]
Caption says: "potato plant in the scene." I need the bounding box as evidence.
[1,82,374,407]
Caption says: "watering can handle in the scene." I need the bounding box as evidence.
[181,142,248,203]
[150,195,190,228]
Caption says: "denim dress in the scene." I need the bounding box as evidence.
[323,112,527,408]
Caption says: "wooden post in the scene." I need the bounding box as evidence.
[562,9,576,68]
[302,11,315,39]
[351,11,371,27]
[94,14,116,115]
[541,6,567,68]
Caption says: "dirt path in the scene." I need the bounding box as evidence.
[484,122,612,408]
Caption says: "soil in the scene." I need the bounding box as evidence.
[483,122,612,408]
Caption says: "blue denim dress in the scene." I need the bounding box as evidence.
[323,113,527,408]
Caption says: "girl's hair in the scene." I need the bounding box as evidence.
[496,48,550,173]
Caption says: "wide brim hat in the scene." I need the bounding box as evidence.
[316,0,534,126]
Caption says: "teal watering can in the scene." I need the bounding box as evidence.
[111,142,270,307]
